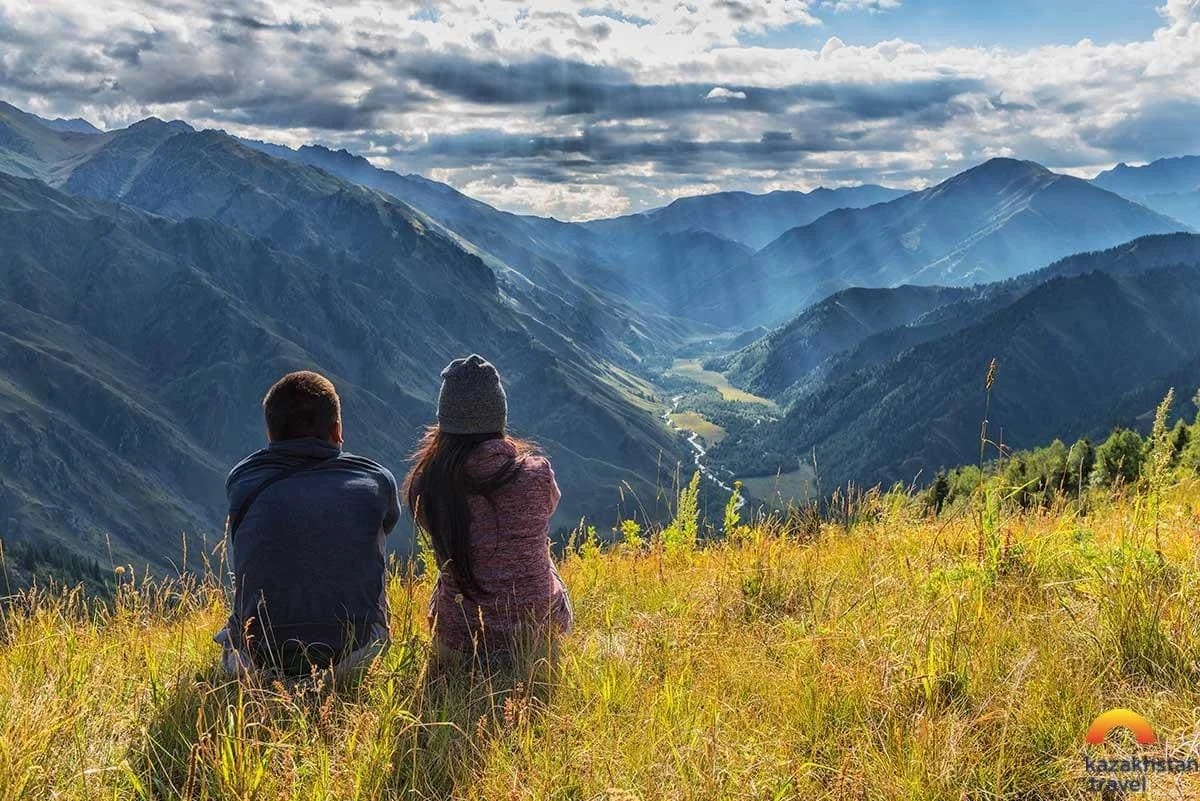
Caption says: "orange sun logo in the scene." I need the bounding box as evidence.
[1085,709,1157,745]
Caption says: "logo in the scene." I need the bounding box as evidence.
[1082,708,1197,794]
[1085,708,1156,745]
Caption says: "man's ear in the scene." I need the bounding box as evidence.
[331,418,344,447]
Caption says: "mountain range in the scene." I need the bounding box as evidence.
[4,97,1200,581]
[1092,155,1200,229]
[235,139,899,330]
[710,233,1200,490]
[582,184,906,250]
[0,103,688,579]
[742,158,1187,323]
[237,140,1191,334]
[575,157,1187,329]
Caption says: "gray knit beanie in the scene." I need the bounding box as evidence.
[437,354,508,435]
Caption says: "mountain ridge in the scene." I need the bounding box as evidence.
[1091,155,1200,229]
[0,105,688,576]
[741,157,1188,323]
[583,183,907,250]
[708,233,1200,491]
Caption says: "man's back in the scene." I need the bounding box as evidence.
[226,436,400,663]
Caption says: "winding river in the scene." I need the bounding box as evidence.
[662,395,746,509]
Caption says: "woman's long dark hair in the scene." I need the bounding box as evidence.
[402,426,536,597]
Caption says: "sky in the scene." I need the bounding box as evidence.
[0,0,1197,220]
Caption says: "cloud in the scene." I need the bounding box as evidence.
[822,0,902,12]
[400,54,629,105]
[705,87,748,101]
[1158,0,1200,29]
[1082,99,1200,157]
[0,0,1196,219]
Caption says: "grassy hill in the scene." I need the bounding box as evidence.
[6,468,1200,798]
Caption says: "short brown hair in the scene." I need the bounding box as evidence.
[263,371,341,441]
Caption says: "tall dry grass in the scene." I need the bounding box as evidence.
[5,468,1200,798]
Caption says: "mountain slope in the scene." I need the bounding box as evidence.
[721,232,1200,403]
[0,101,108,182]
[238,139,770,329]
[710,238,1200,489]
[708,285,974,398]
[2,107,675,358]
[0,110,688,573]
[746,158,1187,323]
[235,139,699,351]
[1092,155,1200,229]
[585,185,906,250]
[9,482,1199,799]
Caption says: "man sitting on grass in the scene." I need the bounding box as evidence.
[215,370,400,680]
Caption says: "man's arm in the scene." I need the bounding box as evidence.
[381,469,401,534]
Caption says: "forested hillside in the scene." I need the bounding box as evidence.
[708,234,1200,493]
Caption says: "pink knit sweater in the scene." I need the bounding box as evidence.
[428,439,573,655]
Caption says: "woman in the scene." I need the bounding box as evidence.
[404,354,573,661]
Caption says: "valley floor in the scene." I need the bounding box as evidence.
[665,359,778,409]
[5,482,1200,799]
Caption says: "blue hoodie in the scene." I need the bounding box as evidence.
[225,437,400,662]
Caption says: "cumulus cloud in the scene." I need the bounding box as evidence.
[1158,0,1200,29]
[0,0,1196,219]
[705,86,748,101]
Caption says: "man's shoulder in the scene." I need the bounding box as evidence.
[337,452,399,490]
[226,447,273,488]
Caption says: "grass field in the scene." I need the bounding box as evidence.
[667,411,727,445]
[666,359,778,408]
[6,476,1200,799]
[739,467,818,507]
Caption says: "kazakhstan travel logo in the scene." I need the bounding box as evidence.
[1082,708,1197,793]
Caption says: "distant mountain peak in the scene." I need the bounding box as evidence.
[1090,155,1200,228]
[963,157,1051,179]
[298,144,373,169]
[586,183,907,251]
[0,101,101,135]
[921,157,1056,201]
[128,116,193,134]
[43,117,101,135]
[651,182,897,213]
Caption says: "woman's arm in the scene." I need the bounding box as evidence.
[544,459,561,516]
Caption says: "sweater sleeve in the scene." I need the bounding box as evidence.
[545,459,561,516]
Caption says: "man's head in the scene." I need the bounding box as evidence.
[263,371,343,445]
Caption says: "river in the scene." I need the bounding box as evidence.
[662,395,746,509]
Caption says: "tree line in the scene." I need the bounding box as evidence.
[927,396,1199,514]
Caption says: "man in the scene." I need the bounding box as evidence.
[215,370,400,680]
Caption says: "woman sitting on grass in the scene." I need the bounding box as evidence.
[404,354,573,662]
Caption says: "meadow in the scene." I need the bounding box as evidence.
[665,359,779,408]
[737,468,818,509]
[5,463,1200,799]
[666,411,727,446]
